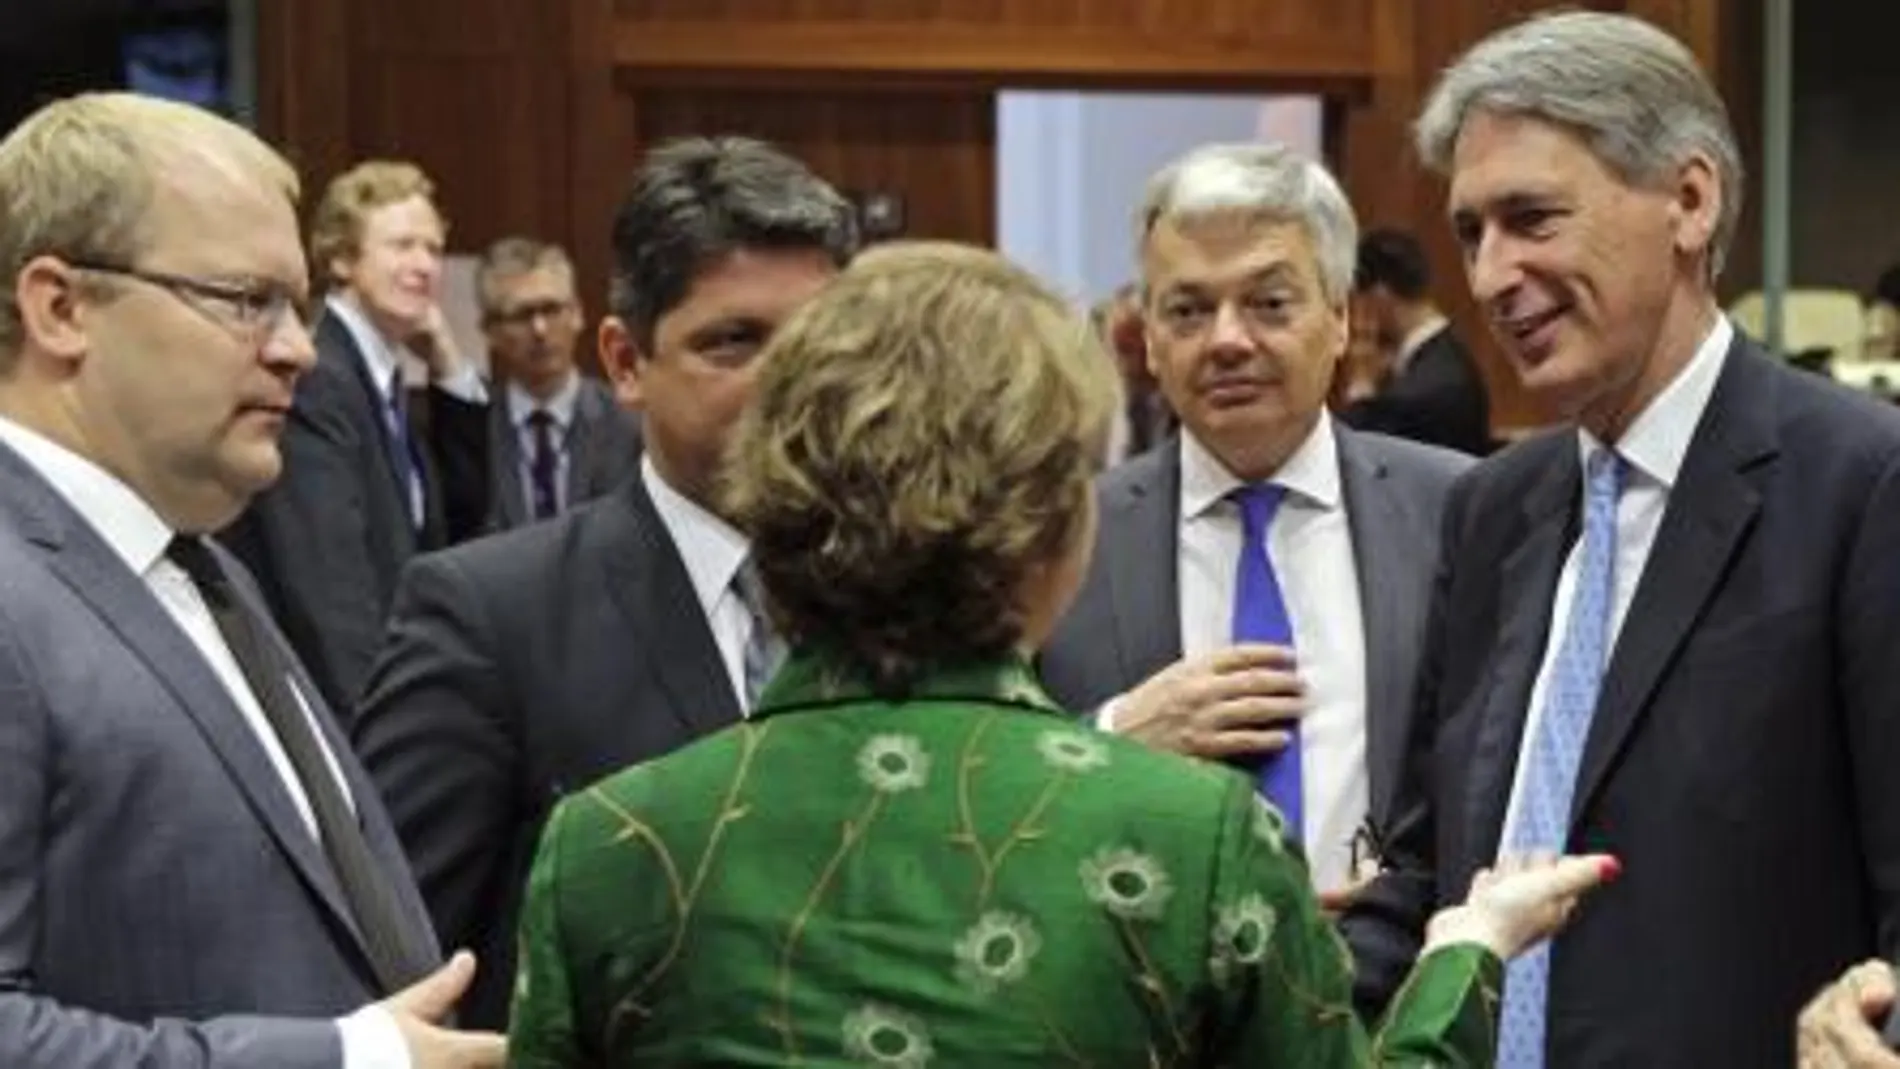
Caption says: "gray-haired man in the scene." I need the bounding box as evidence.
[1342,12,1900,1065]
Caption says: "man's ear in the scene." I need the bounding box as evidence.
[1669,150,1721,264]
[15,256,95,367]
[597,316,646,412]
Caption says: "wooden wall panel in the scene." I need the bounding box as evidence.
[624,85,995,246]
[260,0,576,254]
[258,0,1739,435]
[610,0,1376,83]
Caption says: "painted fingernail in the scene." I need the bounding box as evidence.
[1597,857,1622,883]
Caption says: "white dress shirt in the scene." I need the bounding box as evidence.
[1499,316,1733,853]
[506,374,581,517]
[642,455,762,713]
[0,416,411,1069]
[1176,414,1370,892]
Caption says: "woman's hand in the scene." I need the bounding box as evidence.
[1421,853,1620,960]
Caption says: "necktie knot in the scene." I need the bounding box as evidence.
[1586,446,1624,496]
[1230,483,1286,540]
[165,535,227,599]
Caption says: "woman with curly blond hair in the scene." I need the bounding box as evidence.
[506,241,1613,1067]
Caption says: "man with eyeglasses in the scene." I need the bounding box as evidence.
[475,236,641,531]
[221,159,491,720]
[0,93,503,1069]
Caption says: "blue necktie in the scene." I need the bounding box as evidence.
[383,371,425,530]
[1230,483,1301,841]
[1497,448,1624,1068]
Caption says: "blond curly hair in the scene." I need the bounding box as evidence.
[722,241,1117,691]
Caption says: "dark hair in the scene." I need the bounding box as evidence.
[1354,227,1431,301]
[608,136,859,345]
[1873,262,1900,308]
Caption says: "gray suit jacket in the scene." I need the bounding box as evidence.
[1038,425,1470,833]
[354,476,740,1029]
[485,375,642,531]
[0,442,438,1069]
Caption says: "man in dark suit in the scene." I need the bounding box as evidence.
[353,136,860,1029]
[1340,227,1491,455]
[1341,13,1900,1066]
[474,235,641,531]
[1040,143,1470,906]
[220,159,490,717]
[0,92,500,1069]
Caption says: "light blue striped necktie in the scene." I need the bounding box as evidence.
[1497,447,1624,1068]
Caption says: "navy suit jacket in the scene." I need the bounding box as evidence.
[1344,334,1900,1065]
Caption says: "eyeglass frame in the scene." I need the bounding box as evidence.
[65,258,312,344]
[482,296,578,330]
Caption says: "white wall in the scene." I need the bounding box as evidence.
[996,91,1323,307]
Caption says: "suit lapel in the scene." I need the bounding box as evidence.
[1102,445,1184,681]
[565,383,606,503]
[1335,430,1418,829]
[320,313,434,550]
[1568,347,1774,829]
[488,399,527,529]
[1465,442,1576,861]
[600,479,744,735]
[0,450,380,976]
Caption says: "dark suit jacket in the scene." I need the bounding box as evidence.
[220,313,489,717]
[1343,335,1900,1065]
[1343,327,1492,456]
[0,441,437,1069]
[485,375,641,531]
[353,477,742,1029]
[1038,426,1471,836]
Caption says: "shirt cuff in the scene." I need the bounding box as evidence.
[337,1004,412,1069]
[433,364,488,403]
[1093,696,1124,733]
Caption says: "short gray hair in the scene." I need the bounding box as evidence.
[1137,142,1358,305]
[475,236,573,315]
[1415,11,1743,280]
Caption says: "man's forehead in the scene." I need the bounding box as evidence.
[1145,217,1318,283]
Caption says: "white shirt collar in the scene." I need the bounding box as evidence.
[1395,315,1450,374]
[640,453,750,618]
[505,374,582,432]
[1579,315,1734,490]
[0,415,175,575]
[1179,410,1343,521]
[325,292,405,401]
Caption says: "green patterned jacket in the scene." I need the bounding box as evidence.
[507,651,1501,1067]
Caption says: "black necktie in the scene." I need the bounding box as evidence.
[526,409,560,520]
[166,535,426,993]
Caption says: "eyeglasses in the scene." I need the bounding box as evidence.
[485,298,575,329]
[68,259,311,344]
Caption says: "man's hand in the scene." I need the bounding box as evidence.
[1799,959,1900,1068]
[412,304,468,382]
[381,951,507,1068]
[1318,873,1377,917]
[1113,645,1304,759]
